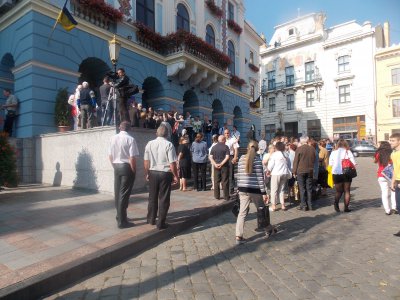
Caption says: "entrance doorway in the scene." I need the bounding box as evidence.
[284,122,298,138]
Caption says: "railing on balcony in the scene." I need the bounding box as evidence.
[134,26,231,72]
[70,0,114,30]
[262,75,323,94]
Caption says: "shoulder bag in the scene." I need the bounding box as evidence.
[342,150,357,178]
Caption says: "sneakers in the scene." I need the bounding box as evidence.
[235,237,246,245]
[394,231,400,237]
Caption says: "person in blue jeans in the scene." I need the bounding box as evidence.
[292,136,316,211]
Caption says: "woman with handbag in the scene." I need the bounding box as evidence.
[374,141,397,215]
[266,142,292,211]
[235,141,275,245]
[329,139,357,212]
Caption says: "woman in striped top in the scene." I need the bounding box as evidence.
[235,141,275,244]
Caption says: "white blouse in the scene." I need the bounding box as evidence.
[329,148,356,175]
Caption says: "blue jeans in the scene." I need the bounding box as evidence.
[396,186,400,212]
[297,173,313,209]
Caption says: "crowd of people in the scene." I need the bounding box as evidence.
[109,119,400,242]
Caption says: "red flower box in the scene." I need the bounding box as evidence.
[77,0,123,22]
[248,63,259,72]
[205,0,223,18]
[227,19,242,35]
[230,75,246,87]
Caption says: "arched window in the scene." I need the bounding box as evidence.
[177,3,190,31]
[228,41,235,75]
[205,25,215,47]
[136,0,155,30]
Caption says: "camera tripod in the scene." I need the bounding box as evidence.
[101,87,118,127]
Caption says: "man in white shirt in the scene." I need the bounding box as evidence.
[224,129,239,194]
[1,89,18,137]
[231,125,240,144]
[144,124,179,230]
[109,121,140,228]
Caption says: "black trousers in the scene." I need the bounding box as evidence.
[118,96,130,124]
[3,113,16,137]
[147,171,172,227]
[297,172,313,209]
[113,163,135,226]
[193,162,207,190]
[213,164,229,200]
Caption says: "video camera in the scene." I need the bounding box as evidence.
[106,71,119,81]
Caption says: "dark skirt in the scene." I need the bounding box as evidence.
[179,162,191,179]
[332,174,352,184]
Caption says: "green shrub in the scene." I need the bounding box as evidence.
[54,88,71,126]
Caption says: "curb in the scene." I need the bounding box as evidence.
[0,200,234,300]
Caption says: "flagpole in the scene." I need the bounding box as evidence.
[47,0,69,44]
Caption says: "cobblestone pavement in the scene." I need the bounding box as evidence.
[46,157,400,300]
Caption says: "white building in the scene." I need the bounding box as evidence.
[260,13,382,142]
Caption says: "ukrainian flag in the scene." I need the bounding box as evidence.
[57,4,77,31]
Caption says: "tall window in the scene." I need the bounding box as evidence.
[286,66,294,87]
[269,97,276,113]
[338,55,350,73]
[392,68,400,85]
[250,84,255,100]
[393,99,400,117]
[307,119,321,139]
[306,90,314,107]
[249,51,254,64]
[339,84,351,103]
[136,0,155,30]
[176,3,189,31]
[267,71,275,90]
[305,61,314,82]
[286,94,294,110]
[228,1,234,20]
[205,25,215,47]
[228,41,235,75]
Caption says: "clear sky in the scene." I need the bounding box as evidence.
[244,0,400,45]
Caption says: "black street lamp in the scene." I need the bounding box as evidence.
[108,35,121,132]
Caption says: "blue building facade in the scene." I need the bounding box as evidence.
[0,0,263,142]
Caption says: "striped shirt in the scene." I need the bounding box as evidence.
[236,155,266,195]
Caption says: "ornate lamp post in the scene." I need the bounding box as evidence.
[108,35,121,132]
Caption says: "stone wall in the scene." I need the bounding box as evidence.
[33,127,156,194]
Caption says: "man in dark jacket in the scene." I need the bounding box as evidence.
[114,68,130,124]
[293,136,316,211]
[99,76,112,125]
[78,81,96,129]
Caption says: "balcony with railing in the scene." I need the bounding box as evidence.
[261,74,323,96]
[134,23,231,91]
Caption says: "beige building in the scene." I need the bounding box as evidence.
[375,24,400,141]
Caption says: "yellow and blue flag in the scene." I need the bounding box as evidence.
[56,3,77,31]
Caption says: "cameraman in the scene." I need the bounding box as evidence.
[113,68,130,124]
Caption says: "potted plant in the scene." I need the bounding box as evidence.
[54,88,71,132]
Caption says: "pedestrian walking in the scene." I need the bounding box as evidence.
[235,141,275,245]
[267,141,292,211]
[108,121,139,228]
[208,134,219,190]
[224,129,239,194]
[209,135,230,200]
[293,136,316,211]
[191,133,208,191]
[177,137,191,191]
[144,124,179,230]
[389,133,400,237]
[329,139,356,213]
[374,141,397,215]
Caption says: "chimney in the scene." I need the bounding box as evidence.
[383,22,390,48]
